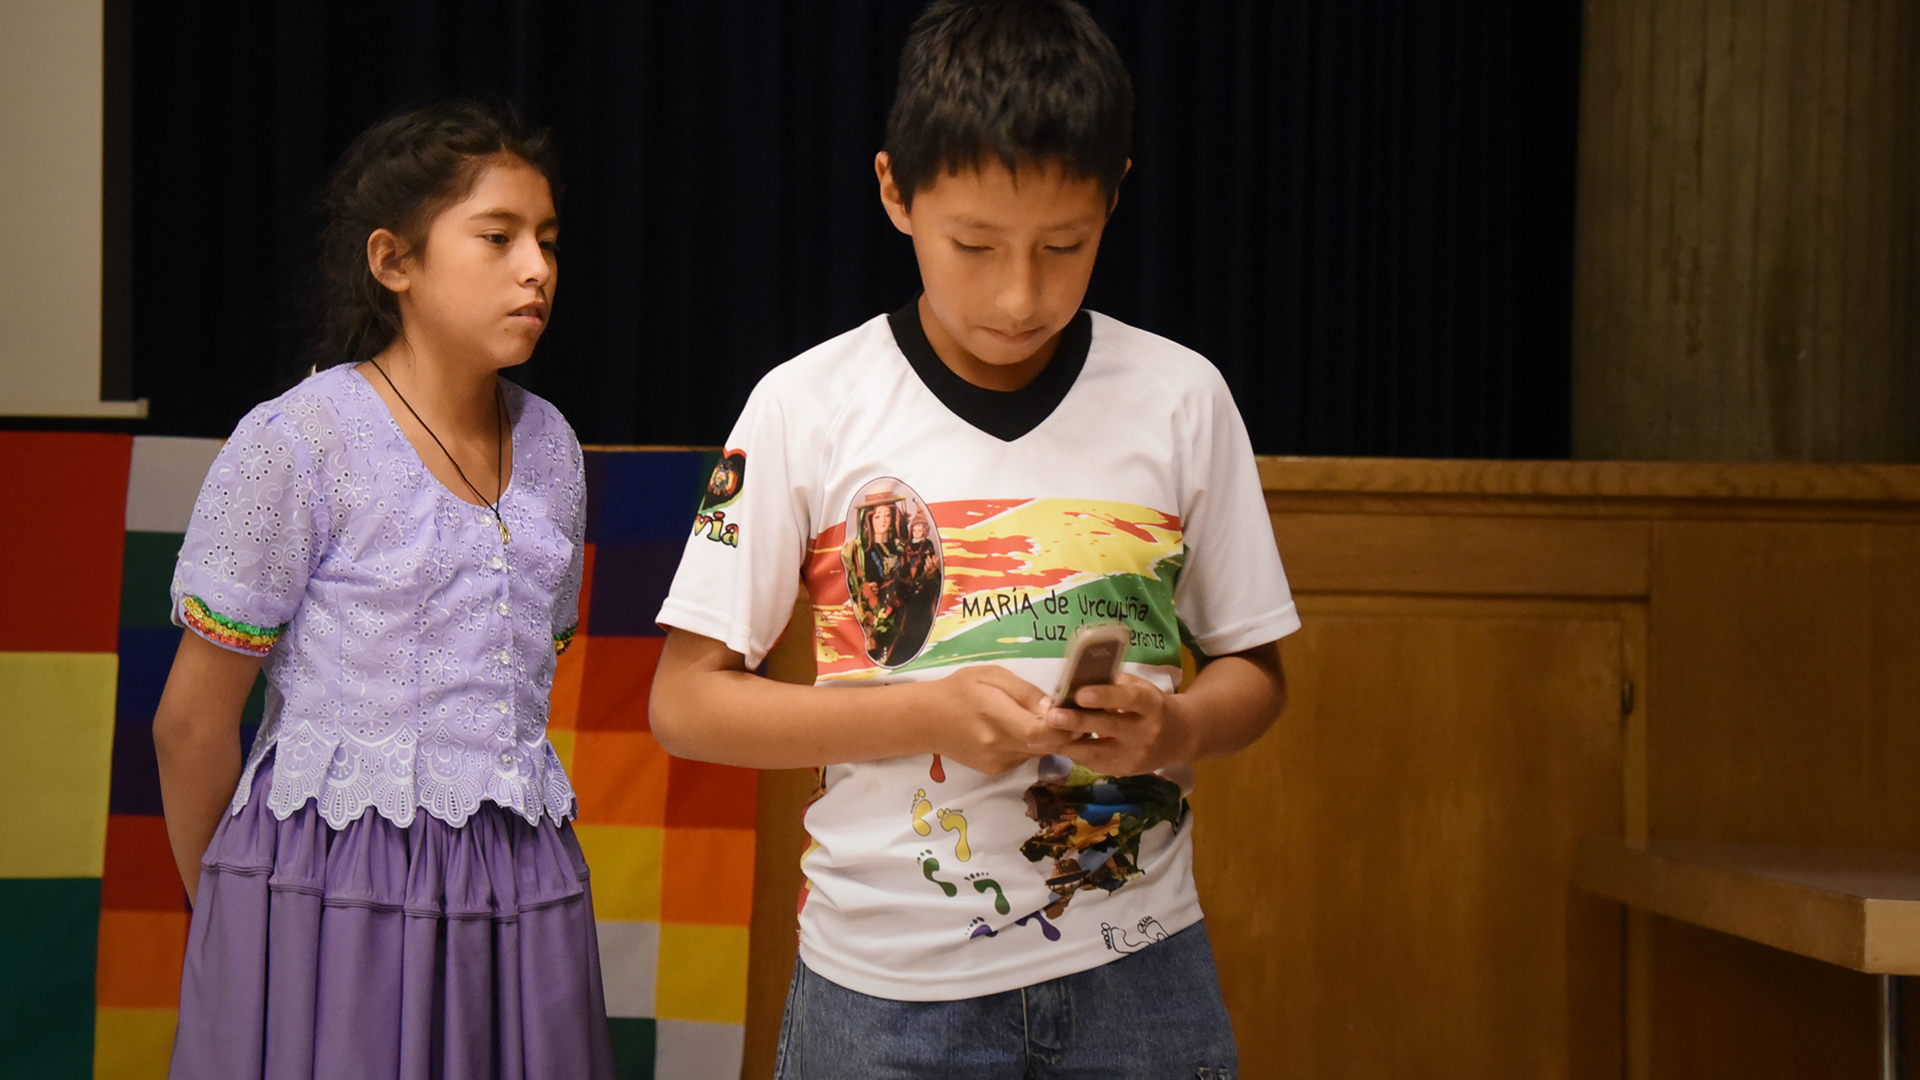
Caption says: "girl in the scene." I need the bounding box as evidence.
[153,101,614,1078]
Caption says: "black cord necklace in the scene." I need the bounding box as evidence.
[368,358,510,545]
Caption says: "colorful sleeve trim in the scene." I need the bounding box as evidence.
[554,626,577,656]
[181,595,283,656]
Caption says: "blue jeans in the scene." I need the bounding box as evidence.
[775,921,1237,1079]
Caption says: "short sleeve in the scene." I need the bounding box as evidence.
[170,403,331,656]
[1171,369,1300,658]
[552,434,587,655]
[656,375,813,668]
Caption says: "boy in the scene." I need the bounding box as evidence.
[651,1,1297,1075]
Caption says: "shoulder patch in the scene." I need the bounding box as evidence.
[692,449,746,548]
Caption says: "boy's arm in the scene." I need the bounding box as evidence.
[650,627,1073,774]
[1041,640,1287,778]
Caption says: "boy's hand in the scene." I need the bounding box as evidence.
[1041,675,1196,777]
[927,665,1076,776]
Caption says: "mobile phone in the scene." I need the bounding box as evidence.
[1052,622,1131,706]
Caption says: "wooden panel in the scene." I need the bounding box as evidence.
[1644,916,1878,1077]
[1570,0,1920,462]
[1257,456,1920,504]
[1648,521,1920,846]
[1194,595,1632,1080]
[1273,512,1649,597]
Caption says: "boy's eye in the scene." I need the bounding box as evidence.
[1046,243,1084,254]
[953,240,990,254]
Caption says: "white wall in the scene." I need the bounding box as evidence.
[0,1,136,417]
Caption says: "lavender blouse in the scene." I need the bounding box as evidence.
[171,364,585,830]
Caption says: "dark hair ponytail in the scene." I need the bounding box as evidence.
[315,99,560,366]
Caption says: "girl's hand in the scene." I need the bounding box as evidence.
[1041,674,1197,777]
[923,665,1076,776]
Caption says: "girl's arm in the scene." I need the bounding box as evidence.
[152,632,264,903]
[649,627,1072,775]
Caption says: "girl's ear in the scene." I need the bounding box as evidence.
[366,228,411,294]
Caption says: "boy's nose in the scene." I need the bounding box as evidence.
[996,254,1040,322]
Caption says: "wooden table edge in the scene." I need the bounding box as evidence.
[1571,838,1920,974]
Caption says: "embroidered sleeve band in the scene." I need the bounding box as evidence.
[553,625,577,656]
[182,595,284,655]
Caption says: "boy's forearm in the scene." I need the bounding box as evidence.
[650,627,947,769]
[1171,642,1288,760]
[651,627,1072,773]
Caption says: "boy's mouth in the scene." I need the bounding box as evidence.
[508,300,548,325]
[983,325,1045,347]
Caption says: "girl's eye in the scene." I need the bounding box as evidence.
[540,238,560,253]
[484,233,510,246]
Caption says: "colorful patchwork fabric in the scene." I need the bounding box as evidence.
[180,595,282,655]
[554,625,577,656]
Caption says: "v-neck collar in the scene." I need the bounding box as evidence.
[887,298,1092,442]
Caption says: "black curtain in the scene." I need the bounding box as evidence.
[128,1,1578,457]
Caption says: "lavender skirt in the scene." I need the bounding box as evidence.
[170,757,615,1079]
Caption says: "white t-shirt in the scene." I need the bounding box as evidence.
[658,305,1299,1000]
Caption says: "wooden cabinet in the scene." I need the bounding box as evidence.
[1198,596,1630,1079]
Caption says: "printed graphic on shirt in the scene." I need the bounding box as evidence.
[1022,755,1187,918]
[839,477,943,667]
[1101,916,1170,954]
[806,496,1187,681]
[692,449,746,548]
[967,910,1062,942]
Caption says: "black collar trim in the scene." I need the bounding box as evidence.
[888,298,1092,442]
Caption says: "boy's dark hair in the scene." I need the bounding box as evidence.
[316,100,559,366]
[884,0,1131,208]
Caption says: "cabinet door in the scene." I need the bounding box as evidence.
[1194,595,1635,1080]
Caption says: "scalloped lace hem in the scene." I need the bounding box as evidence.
[230,737,578,832]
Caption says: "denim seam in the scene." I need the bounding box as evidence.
[1020,985,1031,1072]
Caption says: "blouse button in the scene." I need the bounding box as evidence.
[496,650,513,666]
[494,701,511,714]
[495,602,511,616]
[488,556,505,570]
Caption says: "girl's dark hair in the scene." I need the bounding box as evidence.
[316,100,560,366]
[884,0,1131,208]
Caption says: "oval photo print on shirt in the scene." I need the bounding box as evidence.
[839,476,943,668]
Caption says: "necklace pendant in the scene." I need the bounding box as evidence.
[497,518,511,545]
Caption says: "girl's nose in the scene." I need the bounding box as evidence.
[517,237,553,284]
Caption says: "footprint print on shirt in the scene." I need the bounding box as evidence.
[917,849,958,897]
[967,872,1009,915]
[910,789,934,836]
[937,808,971,861]
[966,910,1062,942]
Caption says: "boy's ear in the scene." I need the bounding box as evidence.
[366,228,411,294]
[875,152,914,236]
[1109,159,1132,217]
